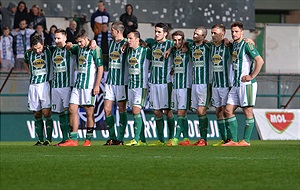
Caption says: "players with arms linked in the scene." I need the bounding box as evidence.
[24,35,54,146]
[148,23,175,146]
[124,31,150,146]
[166,30,193,146]
[103,21,129,146]
[51,29,76,145]
[59,29,103,146]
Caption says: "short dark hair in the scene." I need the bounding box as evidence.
[30,35,43,47]
[195,26,207,36]
[55,28,66,35]
[3,26,10,31]
[172,30,185,40]
[36,24,44,29]
[231,21,244,30]
[155,23,169,33]
[20,19,27,23]
[74,29,87,40]
[212,24,226,33]
[112,21,125,33]
[50,25,58,30]
[129,30,140,39]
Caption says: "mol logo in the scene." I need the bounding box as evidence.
[153,49,163,59]
[53,55,64,65]
[193,49,203,59]
[265,112,294,134]
[33,59,45,68]
[110,51,120,61]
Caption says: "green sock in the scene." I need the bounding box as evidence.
[199,114,208,141]
[175,117,184,139]
[225,119,232,140]
[133,114,143,142]
[155,117,164,142]
[59,111,70,142]
[244,118,255,143]
[227,116,238,142]
[217,119,227,141]
[167,116,175,139]
[86,128,93,141]
[106,115,117,140]
[140,121,146,142]
[45,116,53,142]
[70,131,78,140]
[35,117,44,141]
[118,112,128,142]
[182,117,189,139]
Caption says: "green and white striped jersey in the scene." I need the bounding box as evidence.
[189,42,211,84]
[172,48,192,89]
[149,40,174,84]
[70,45,103,89]
[24,46,52,84]
[106,39,128,85]
[51,46,75,88]
[231,39,260,87]
[210,42,232,88]
[125,46,150,89]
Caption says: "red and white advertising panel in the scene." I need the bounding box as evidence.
[254,109,300,140]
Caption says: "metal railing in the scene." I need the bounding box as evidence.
[1,72,299,109]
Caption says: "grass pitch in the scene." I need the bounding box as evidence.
[1,140,299,190]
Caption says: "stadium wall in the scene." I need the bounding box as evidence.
[0,112,259,142]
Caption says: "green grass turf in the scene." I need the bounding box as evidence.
[1,140,299,190]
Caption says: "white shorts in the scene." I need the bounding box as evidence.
[212,87,230,108]
[28,82,51,111]
[191,84,211,109]
[227,82,257,107]
[128,88,147,109]
[104,84,127,102]
[52,87,72,113]
[171,88,191,111]
[69,88,95,106]
[149,83,172,110]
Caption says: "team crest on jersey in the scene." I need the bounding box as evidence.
[212,54,222,64]
[153,49,163,59]
[129,57,138,66]
[232,51,238,61]
[174,56,183,65]
[53,55,64,65]
[33,59,45,68]
[78,55,86,65]
[110,51,120,61]
[193,49,203,59]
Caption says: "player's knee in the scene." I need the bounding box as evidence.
[104,106,112,116]
[69,106,77,115]
[224,108,233,118]
[43,109,52,117]
[33,111,42,119]
[164,110,173,118]
[154,110,163,118]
